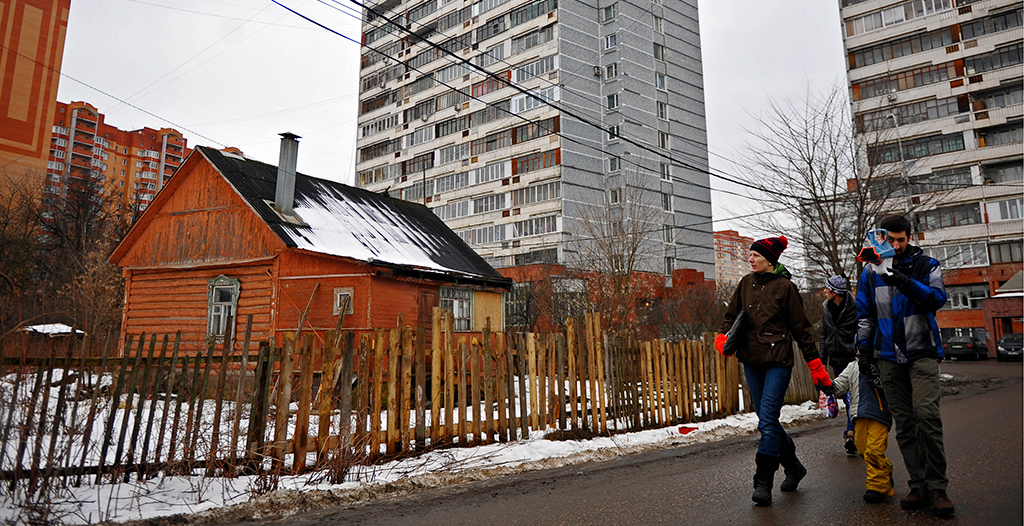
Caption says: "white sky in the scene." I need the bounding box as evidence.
[56,0,847,235]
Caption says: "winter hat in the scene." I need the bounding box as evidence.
[826,275,848,295]
[750,236,788,266]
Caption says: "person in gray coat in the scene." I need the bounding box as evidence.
[820,275,858,456]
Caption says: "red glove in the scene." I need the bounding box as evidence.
[807,358,834,393]
[714,334,727,356]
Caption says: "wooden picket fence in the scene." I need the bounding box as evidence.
[0,309,810,491]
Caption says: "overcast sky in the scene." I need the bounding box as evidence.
[56,0,847,234]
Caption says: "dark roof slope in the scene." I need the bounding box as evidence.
[199,146,509,287]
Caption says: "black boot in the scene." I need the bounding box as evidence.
[778,436,806,492]
[752,453,780,506]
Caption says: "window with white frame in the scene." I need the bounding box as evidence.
[660,163,671,180]
[607,125,620,140]
[664,256,673,275]
[609,156,621,172]
[440,287,473,331]
[662,193,672,211]
[600,4,616,22]
[990,197,1023,222]
[943,284,988,310]
[607,93,620,109]
[662,224,674,243]
[207,276,240,342]
[606,62,618,79]
[333,287,354,316]
[655,73,667,91]
[652,15,663,33]
[653,43,665,61]
[922,242,989,269]
[608,187,621,204]
[989,241,1023,264]
[659,131,670,149]
[657,101,668,120]
[604,34,617,49]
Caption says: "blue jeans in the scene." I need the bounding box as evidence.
[744,364,793,457]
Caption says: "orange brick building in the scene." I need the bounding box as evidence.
[46,101,189,220]
[714,230,754,287]
[0,0,70,187]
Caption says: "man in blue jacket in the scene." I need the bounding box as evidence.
[855,215,953,517]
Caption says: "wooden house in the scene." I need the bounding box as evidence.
[110,134,511,353]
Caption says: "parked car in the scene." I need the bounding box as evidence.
[996,333,1023,362]
[943,336,989,361]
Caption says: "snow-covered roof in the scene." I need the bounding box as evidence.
[21,323,86,337]
[198,147,510,288]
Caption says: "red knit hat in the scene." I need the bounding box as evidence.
[751,236,788,266]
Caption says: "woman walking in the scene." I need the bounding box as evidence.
[715,236,833,506]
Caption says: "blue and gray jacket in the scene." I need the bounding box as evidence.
[856,245,947,363]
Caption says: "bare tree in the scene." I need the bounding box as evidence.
[736,84,904,285]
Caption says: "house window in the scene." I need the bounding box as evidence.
[609,156,621,172]
[662,193,672,211]
[604,34,617,49]
[660,162,671,180]
[652,15,663,33]
[657,101,668,120]
[608,187,621,204]
[943,284,988,310]
[207,276,240,342]
[607,125,620,140]
[989,241,1023,264]
[655,73,667,90]
[662,225,674,243]
[653,43,665,61]
[440,287,473,331]
[333,287,355,316]
[606,93,620,109]
[606,62,618,79]
[600,3,616,22]
[659,131,670,149]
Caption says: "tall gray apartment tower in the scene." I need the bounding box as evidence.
[355,0,714,277]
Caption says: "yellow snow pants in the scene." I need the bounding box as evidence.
[854,418,894,495]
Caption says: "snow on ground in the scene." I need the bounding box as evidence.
[0,402,821,525]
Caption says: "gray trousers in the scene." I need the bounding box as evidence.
[877,358,948,491]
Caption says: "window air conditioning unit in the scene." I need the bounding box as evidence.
[887,93,898,102]
[594,66,602,77]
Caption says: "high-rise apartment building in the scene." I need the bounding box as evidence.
[714,229,753,287]
[45,101,189,219]
[0,0,71,187]
[839,0,1022,342]
[355,0,713,277]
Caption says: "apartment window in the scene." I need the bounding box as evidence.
[961,9,1023,40]
[606,93,620,109]
[655,73,667,90]
[867,132,964,165]
[207,276,240,342]
[605,62,618,79]
[512,86,560,113]
[333,288,354,316]
[604,34,617,49]
[660,163,671,181]
[121,158,126,165]
[473,162,506,184]
[458,224,506,245]
[511,180,560,205]
[652,15,663,33]
[659,132,669,149]
[405,126,435,148]
[438,142,472,165]
[516,55,557,82]
[473,193,507,214]
[510,0,557,27]
[136,161,142,168]
[849,27,953,69]
[472,73,509,97]
[477,43,507,68]
[979,123,1023,148]
[440,287,473,331]
[513,117,558,143]
[943,284,988,310]
[964,43,1023,76]
[512,215,558,238]
[922,242,989,269]
[436,90,469,111]
[434,199,471,220]
[662,193,672,211]
[607,125,620,140]
[471,130,512,155]
[477,14,506,41]
[991,197,1023,222]
[600,3,616,22]
[657,101,668,120]
[989,241,1023,264]
[609,156,621,172]
[977,85,1024,112]
[662,224,674,243]
[513,149,560,174]
[664,257,673,275]
[984,161,1023,184]
[915,203,982,231]
[608,188,621,204]
[512,24,556,54]
[653,43,665,61]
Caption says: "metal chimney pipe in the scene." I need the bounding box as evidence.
[275,132,301,215]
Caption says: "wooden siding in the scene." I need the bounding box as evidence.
[117,160,284,268]
[122,264,274,354]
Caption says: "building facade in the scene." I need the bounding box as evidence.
[0,0,71,187]
[714,229,753,287]
[839,0,1023,344]
[355,0,713,277]
[45,101,189,220]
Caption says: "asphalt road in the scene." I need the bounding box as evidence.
[238,361,1022,526]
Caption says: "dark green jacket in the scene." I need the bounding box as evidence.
[719,266,820,368]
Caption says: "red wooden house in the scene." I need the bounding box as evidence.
[110,134,511,353]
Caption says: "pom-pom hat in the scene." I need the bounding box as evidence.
[750,236,788,266]
[826,275,848,295]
